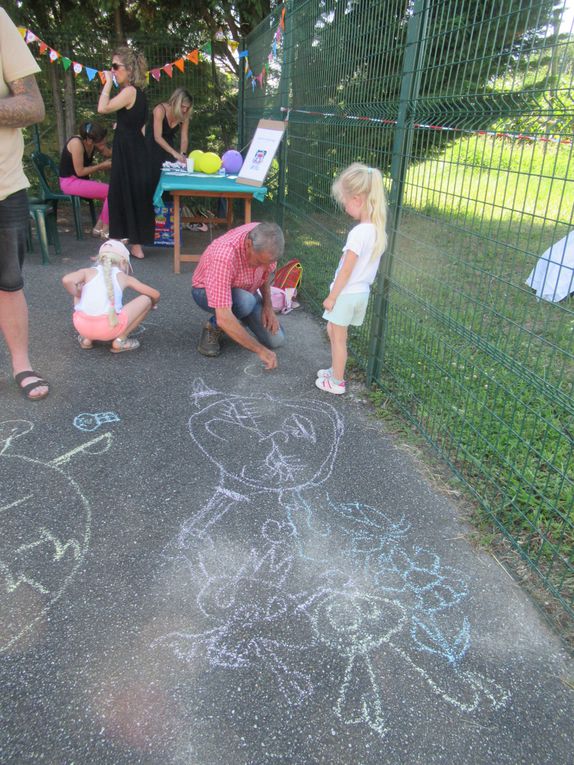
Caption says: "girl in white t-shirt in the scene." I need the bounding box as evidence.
[61,239,160,353]
[316,163,387,394]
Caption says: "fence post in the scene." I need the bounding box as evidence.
[367,0,430,384]
[238,39,246,155]
[276,0,292,230]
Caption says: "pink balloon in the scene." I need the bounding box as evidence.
[222,149,243,174]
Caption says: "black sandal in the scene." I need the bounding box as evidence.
[14,370,50,401]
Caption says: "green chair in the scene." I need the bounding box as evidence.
[28,198,61,264]
[31,150,97,240]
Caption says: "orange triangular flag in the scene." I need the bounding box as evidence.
[39,41,48,55]
[174,58,185,73]
[163,64,173,77]
[187,50,199,65]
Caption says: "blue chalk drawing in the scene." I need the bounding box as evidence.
[155,380,510,739]
[73,412,120,432]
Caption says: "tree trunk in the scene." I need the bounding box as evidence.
[47,64,65,154]
[114,6,124,43]
[63,67,75,149]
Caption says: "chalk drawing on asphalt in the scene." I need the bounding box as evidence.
[74,411,120,432]
[243,362,263,378]
[0,419,112,652]
[155,380,510,738]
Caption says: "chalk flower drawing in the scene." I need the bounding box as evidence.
[0,419,111,652]
[156,380,509,738]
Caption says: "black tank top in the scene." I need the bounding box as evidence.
[59,137,93,177]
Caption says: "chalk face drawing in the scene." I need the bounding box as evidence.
[186,379,343,492]
[156,380,509,740]
[0,420,111,652]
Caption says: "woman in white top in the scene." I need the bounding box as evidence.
[61,239,160,353]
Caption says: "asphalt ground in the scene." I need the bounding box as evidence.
[0,224,572,764]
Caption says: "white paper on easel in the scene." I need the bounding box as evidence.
[237,119,285,187]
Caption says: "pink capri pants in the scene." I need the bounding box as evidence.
[59,176,109,225]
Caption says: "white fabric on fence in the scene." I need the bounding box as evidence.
[525,231,574,302]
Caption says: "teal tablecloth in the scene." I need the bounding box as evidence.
[153,170,267,208]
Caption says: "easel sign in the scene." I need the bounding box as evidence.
[237,119,285,187]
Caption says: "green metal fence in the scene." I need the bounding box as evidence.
[242,0,574,636]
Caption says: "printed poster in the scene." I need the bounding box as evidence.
[237,119,285,187]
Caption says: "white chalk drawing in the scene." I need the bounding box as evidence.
[243,362,263,378]
[0,420,112,652]
[155,380,509,738]
[74,411,120,432]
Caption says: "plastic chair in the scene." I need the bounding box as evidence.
[31,151,97,240]
[27,198,61,264]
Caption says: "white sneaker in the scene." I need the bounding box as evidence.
[315,376,345,395]
[316,367,332,378]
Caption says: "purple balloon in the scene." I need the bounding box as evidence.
[222,149,243,174]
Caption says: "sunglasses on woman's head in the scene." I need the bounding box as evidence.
[110,63,125,70]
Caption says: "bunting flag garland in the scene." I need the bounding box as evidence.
[243,2,286,92]
[18,26,206,85]
[18,11,287,91]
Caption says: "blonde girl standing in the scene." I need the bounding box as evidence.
[62,239,160,353]
[316,163,387,394]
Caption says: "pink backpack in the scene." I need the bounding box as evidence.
[271,258,303,314]
[271,286,299,314]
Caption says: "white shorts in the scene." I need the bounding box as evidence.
[322,292,369,326]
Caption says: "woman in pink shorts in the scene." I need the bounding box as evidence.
[59,121,112,238]
[61,239,160,353]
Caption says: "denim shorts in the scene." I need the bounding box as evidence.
[322,292,369,326]
[0,189,28,292]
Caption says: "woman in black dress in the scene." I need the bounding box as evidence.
[147,87,192,193]
[97,45,154,259]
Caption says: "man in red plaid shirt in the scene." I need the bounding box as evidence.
[191,222,285,369]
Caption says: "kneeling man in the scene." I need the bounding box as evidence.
[192,222,285,369]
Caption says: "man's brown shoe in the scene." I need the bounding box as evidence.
[198,321,223,357]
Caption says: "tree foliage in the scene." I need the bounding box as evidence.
[10,0,281,155]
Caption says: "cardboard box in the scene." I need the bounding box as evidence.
[153,204,174,247]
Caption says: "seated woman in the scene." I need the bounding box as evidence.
[59,121,112,238]
[146,87,192,193]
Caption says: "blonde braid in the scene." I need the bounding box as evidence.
[99,253,119,327]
